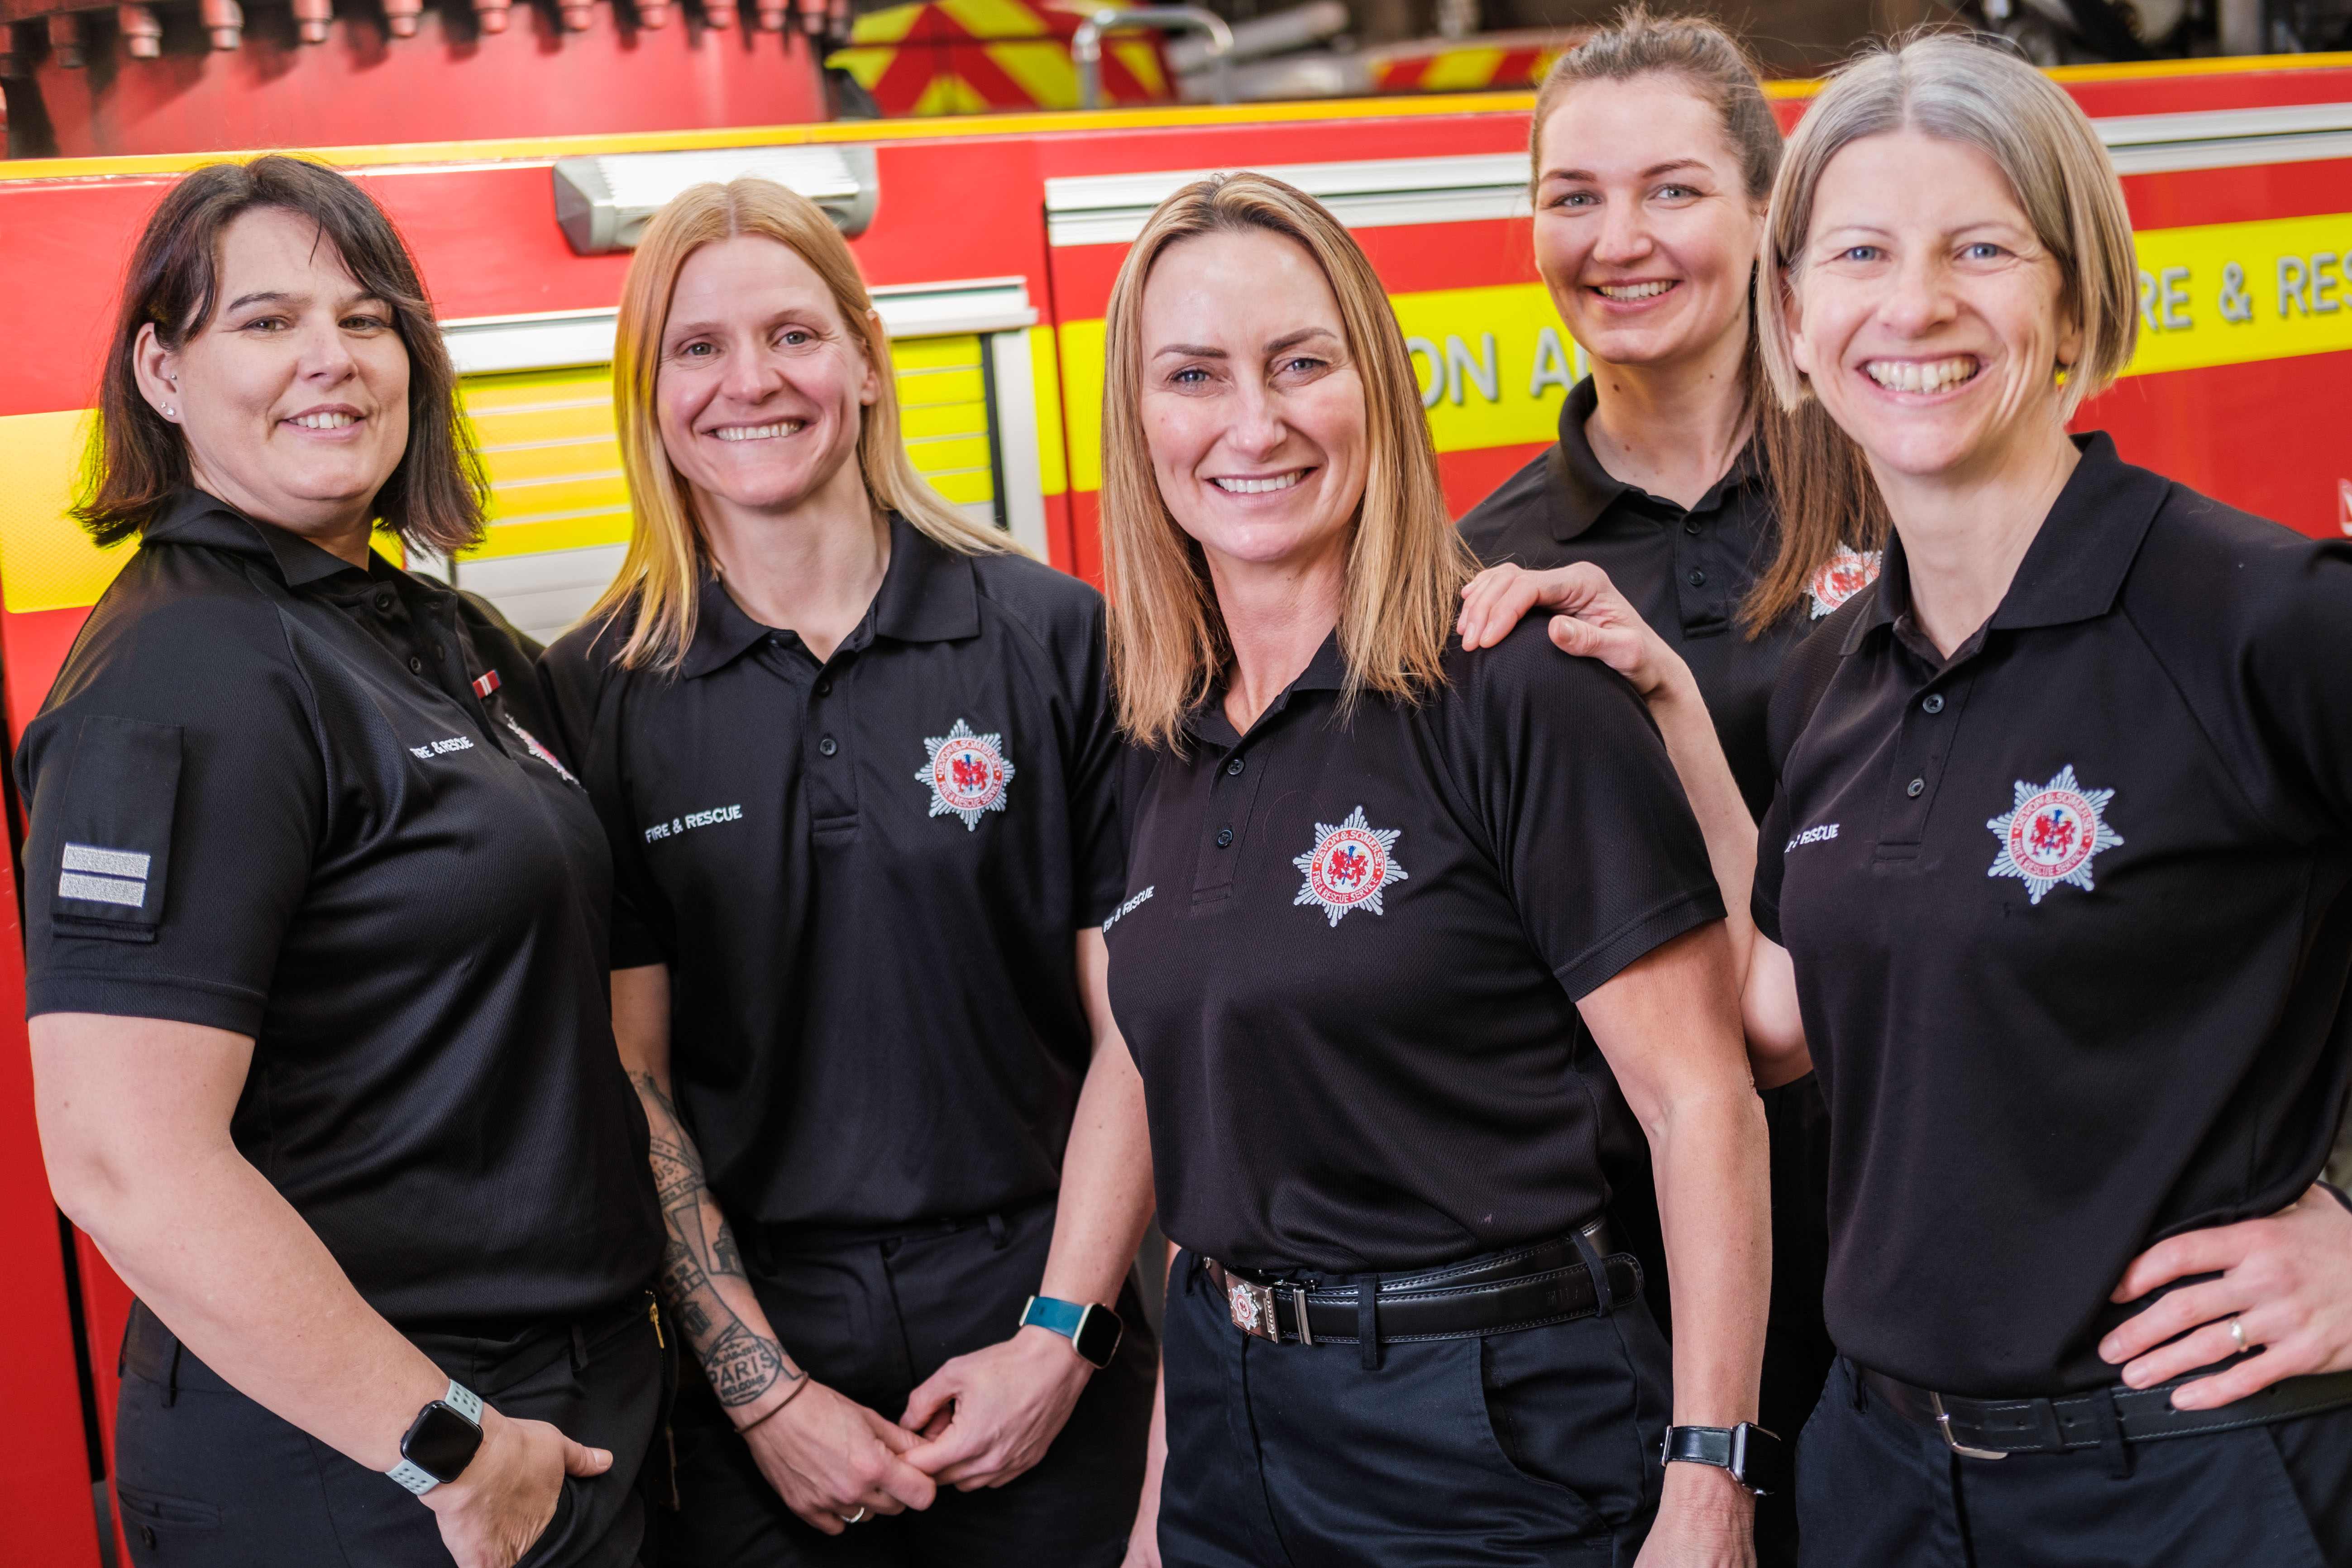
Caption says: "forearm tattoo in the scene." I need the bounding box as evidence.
[634,1071,801,1409]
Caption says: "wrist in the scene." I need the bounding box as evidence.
[728,1370,810,1435]
[1644,654,1703,710]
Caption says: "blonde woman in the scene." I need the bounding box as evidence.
[1462,35,2352,1563]
[1098,172,1769,1566]
[540,178,1157,1567]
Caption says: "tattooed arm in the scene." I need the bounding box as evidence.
[611,966,937,1534]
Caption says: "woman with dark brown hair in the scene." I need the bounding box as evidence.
[23,155,666,1568]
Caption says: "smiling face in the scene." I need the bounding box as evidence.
[137,206,412,544]
[1137,227,1369,586]
[1787,129,2083,487]
[1531,75,1766,374]
[654,234,878,518]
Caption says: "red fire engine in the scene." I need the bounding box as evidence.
[0,49,2349,1562]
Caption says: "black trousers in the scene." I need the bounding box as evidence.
[1797,1357,2352,1567]
[113,1292,670,1567]
[1158,1247,1674,1567]
[655,1197,1156,1567]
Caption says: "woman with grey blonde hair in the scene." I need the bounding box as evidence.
[1100,170,1771,1566]
[542,176,1158,1566]
[1462,32,2352,1562]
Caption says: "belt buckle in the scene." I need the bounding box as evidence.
[1225,1275,1281,1342]
[1928,1391,2008,1461]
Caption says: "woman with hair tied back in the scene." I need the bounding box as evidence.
[1456,18,1880,1561]
[1100,170,1771,1566]
[22,156,667,1568]
[1465,33,2352,1562]
[540,177,1158,1567]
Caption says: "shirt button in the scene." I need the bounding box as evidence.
[1687,569,1707,588]
[818,736,839,757]
[373,590,395,612]
[1922,693,1946,714]
[815,678,832,697]
[408,655,423,674]
[1225,757,1245,776]
[1906,777,1925,798]
[1684,520,1701,535]
[1215,827,1234,848]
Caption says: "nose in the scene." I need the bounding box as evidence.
[296,317,360,384]
[1879,249,1957,338]
[1592,198,1652,268]
[1227,376,1289,460]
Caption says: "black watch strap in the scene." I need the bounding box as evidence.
[1662,1422,1788,1495]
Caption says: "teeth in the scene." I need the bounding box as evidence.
[714,421,803,442]
[1864,357,1979,394]
[1597,282,1674,300]
[1212,472,1305,495]
[291,412,355,430]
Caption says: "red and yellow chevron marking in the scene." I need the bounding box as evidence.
[828,0,1170,115]
[1367,31,1571,94]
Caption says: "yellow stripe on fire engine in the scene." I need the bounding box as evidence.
[2126,211,2352,376]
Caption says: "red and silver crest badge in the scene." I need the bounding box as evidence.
[1808,547,1883,619]
[1986,765,2123,905]
[916,718,1016,831]
[1291,806,1407,927]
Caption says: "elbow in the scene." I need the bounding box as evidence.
[1746,1028,1812,1091]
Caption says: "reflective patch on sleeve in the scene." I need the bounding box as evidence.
[48,717,180,938]
[58,870,146,908]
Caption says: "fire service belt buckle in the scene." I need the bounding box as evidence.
[1226,1275,1282,1342]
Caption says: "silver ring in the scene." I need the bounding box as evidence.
[840,1507,867,1525]
[2229,1318,2248,1354]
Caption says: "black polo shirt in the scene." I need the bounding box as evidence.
[540,517,1125,1233]
[1105,619,1724,1274]
[1459,378,1860,817]
[1754,434,2352,1396]
[18,490,664,1332]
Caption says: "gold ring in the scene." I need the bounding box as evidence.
[2229,1318,2248,1354]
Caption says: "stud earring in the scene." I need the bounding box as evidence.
[161,406,176,418]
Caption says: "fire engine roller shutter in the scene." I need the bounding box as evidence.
[438,277,1045,643]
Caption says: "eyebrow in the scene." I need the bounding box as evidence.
[1154,343,1227,359]
[1541,158,1711,184]
[223,288,387,314]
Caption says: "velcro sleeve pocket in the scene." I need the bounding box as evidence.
[49,716,181,942]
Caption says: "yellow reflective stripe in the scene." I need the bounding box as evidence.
[937,0,1051,38]
[0,410,120,614]
[1420,48,1505,93]
[847,0,926,44]
[1058,318,1108,496]
[1029,324,1068,497]
[2125,211,2352,376]
[1390,283,1577,451]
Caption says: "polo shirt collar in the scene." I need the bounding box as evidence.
[678,512,981,679]
[143,487,384,588]
[1186,628,1348,748]
[1842,433,2162,656]
[1545,377,1764,543]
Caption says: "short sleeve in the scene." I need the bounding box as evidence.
[1447,620,1725,999]
[537,620,671,972]
[17,594,324,1034]
[2245,541,2352,836]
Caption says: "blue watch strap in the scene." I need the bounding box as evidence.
[1019,1294,1089,1339]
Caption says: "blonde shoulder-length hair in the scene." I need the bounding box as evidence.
[1102,172,1473,750]
[1757,33,2137,421]
[589,177,1012,670]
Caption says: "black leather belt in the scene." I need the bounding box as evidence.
[1202,1217,1640,1346]
[1859,1361,2352,1458]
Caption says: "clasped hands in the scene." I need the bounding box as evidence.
[738,1324,1095,1535]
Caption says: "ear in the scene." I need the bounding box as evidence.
[2055,308,2085,379]
[859,308,884,407]
[132,321,181,420]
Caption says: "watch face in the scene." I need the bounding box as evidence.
[403,1401,485,1484]
[1072,1305,1123,1369]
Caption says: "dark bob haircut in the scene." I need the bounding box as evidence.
[76,154,487,556]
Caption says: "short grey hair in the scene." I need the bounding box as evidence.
[1756,34,2137,419]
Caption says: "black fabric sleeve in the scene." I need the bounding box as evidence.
[19,593,324,1034]
[1066,598,1128,929]
[1448,619,1726,1000]
[2244,540,2352,838]
[537,621,669,971]
[1750,593,1866,950]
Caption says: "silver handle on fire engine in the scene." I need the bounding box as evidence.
[1074,7,1233,109]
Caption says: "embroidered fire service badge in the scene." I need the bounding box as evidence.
[1291,806,1408,927]
[1985,765,2123,906]
[1808,547,1883,619]
[917,718,1016,830]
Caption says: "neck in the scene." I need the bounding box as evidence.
[1582,318,1754,510]
[1209,536,1349,736]
[1876,415,2082,660]
[696,460,889,663]
[191,473,375,568]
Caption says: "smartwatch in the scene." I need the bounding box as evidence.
[1661,1422,1788,1496]
[387,1381,486,1496]
[1018,1295,1124,1369]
